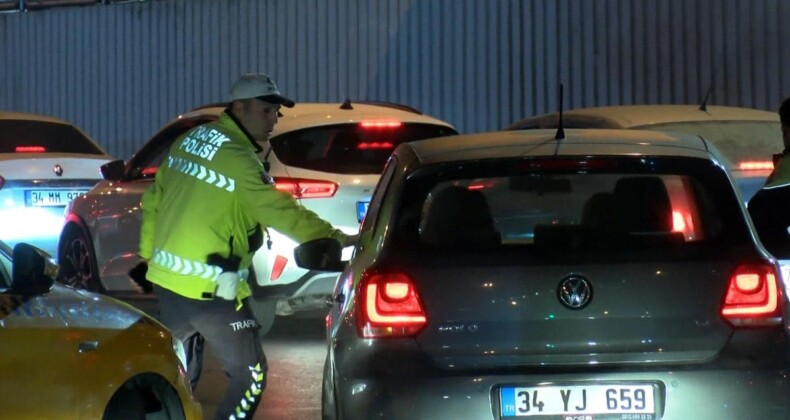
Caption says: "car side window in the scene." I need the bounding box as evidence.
[127,116,216,180]
[360,156,398,236]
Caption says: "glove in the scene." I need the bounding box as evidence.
[128,261,152,293]
[215,271,240,300]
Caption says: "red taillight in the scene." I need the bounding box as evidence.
[15,146,46,153]
[359,121,402,129]
[721,263,783,326]
[270,255,288,281]
[357,270,427,338]
[274,178,338,199]
[142,167,158,176]
[738,160,774,170]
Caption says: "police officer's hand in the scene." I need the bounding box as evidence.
[128,261,152,293]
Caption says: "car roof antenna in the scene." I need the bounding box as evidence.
[698,84,712,111]
[340,98,354,110]
[555,83,565,140]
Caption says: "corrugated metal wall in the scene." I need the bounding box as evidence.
[0,0,788,158]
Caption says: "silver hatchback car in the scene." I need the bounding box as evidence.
[314,128,790,419]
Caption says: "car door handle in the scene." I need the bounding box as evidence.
[78,341,99,353]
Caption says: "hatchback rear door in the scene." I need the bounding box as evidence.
[384,156,771,369]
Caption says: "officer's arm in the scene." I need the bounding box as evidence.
[236,153,348,244]
[138,164,166,260]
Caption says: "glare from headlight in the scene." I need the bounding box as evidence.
[0,207,64,240]
[172,336,187,371]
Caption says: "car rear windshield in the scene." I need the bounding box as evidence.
[390,156,750,261]
[270,123,457,174]
[0,120,105,155]
[637,121,782,169]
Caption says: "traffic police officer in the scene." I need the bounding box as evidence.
[137,73,349,420]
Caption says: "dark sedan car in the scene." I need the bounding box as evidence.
[306,128,790,419]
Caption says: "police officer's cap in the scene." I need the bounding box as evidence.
[229,73,295,108]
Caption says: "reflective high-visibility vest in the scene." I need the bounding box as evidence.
[139,111,346,300]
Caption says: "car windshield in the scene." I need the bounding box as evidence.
[270,123,457,174]
[0,120,105,155]
[637,121,782,169]
[391,156,749,262]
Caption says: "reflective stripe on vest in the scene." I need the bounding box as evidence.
[167,155,236,192]
[152,248,250,282]
[152,248,223,279]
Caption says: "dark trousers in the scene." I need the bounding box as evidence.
[154,286,266,420]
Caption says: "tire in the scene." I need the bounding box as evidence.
[249,296,277,337]
[57,223,102,292]
[103,387,146,420]
[103,380,186,420]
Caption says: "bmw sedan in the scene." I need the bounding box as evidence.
[0,241,200,419]
[0,112,113,256]
[312,128,790,419]
[57,101,457,335]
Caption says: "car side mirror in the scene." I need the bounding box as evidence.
[9,243,56,296]
[100,159,126,181]
[294,238,346,272]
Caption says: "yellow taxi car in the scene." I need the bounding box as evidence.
[0,241,201,419]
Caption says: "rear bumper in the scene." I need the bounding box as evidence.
[334,368,790,420]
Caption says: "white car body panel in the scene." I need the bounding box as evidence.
[60,102,456,320]
[0,112,112,256]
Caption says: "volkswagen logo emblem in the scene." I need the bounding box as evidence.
[558,275,593,309]
[53,164,63,177]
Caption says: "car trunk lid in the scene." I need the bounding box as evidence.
[404,251,737,369]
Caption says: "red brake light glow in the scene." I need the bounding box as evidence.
[359,121,402,129]
[357,271,427,338]
[721,263,783,326]
[467,179,498,190]
[672,211,686,232]
[738,160,773,170]
[274,178,338,199]
[356,142,394,150]
[15,146,46,153]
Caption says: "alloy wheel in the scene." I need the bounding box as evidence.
[58,231,97,291]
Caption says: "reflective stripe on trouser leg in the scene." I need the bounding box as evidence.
[227,363,265,420]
